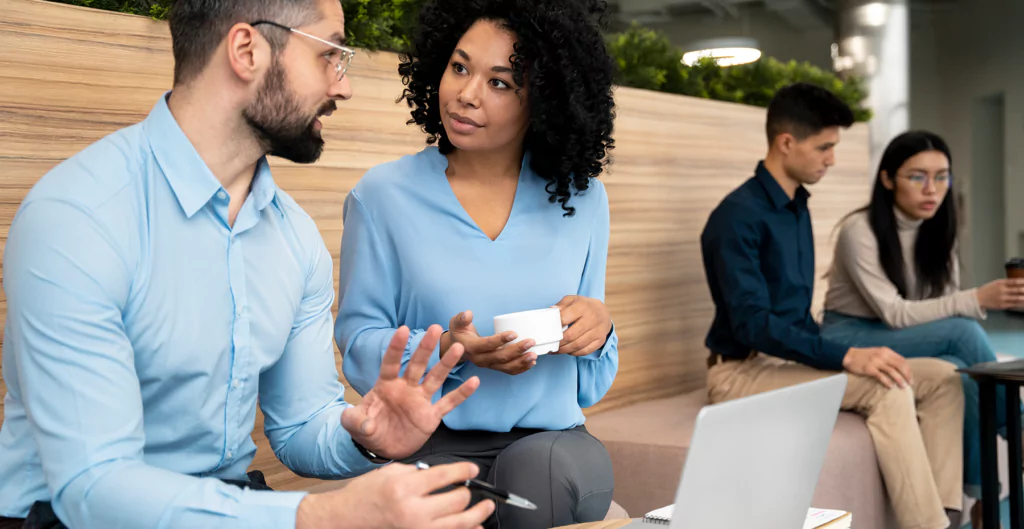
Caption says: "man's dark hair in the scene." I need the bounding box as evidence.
[168,0,323,86]
[765,83,855,144]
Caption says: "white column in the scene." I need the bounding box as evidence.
[833,0,910,171]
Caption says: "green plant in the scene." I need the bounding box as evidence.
[48,0,424,50]
[340,0,426,51]
[50,0,171,19]
[605,23,697,95]
[606,23,872,122]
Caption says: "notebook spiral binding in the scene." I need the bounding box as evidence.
[642,514,671,525]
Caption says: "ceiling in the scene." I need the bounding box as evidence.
[607,0,961,29]
[608,0,830,30]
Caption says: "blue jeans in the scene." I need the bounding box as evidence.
[821,312,1013,499]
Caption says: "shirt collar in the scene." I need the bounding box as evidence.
[143,92,223,218]
[755,161,810,210]
[251,158,283,216]
[142,92,281,218]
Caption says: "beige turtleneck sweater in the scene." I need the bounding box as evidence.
[824,208,985,329]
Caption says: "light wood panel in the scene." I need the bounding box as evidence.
[0,0,872,491]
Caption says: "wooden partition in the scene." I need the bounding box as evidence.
[0,0,871,490]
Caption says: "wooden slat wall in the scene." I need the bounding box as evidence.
[0,0,871,491]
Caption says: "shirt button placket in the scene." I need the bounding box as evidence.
[226,231,249,465]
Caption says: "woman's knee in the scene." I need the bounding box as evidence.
[496,429,612,484]
[944,318,996,364]
[492,429,614,525]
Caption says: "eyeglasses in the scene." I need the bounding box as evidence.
[898,173,951,189]
[250,20,356,82]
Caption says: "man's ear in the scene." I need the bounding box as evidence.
[775,132,797,156]
[225,23,269,83]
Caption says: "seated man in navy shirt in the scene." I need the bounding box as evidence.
[700,83,964,529]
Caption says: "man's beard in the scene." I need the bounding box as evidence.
[243,58,334,164]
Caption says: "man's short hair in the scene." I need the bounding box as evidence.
[765,83,855,144]
[169,0,324,86]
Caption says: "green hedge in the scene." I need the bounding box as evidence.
[50,0,172,19]
[47,1,870,121]
[339,0,426,50]
[48,0,423,50]
[607,23,871,122]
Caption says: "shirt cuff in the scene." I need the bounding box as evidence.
[579,323,617,361]
[960,288,987,320]
[238,489,307,529]
[336,429,387,475]
[422,329,470,380]
[438,331,469,379]
[820,338,849,372]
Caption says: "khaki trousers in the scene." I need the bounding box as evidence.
[707,354,964,529]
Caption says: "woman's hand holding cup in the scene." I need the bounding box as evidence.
[440,310,538,375]
[552,296,612,357]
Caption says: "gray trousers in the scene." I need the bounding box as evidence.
[403,423,614,529]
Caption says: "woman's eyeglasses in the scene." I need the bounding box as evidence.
[898,173,951,189]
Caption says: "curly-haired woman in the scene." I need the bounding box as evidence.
[333,0,618,527]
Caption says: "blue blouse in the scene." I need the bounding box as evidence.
[335,147,618,432]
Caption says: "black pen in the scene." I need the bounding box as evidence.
[415,461,537,510]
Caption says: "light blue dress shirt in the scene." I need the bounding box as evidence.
[0,94,375,528]
[335,148,618,432]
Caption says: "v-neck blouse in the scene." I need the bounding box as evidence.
[335,147,619,432]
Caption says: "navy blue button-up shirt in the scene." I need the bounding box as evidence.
[701,162,848,371]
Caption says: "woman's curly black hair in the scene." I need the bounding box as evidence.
[398,0,616,216]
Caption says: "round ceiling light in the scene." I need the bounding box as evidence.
[681,38,762,67]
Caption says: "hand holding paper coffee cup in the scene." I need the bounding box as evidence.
[978,261,1024,311]
[493,308,564,356]
[1007,258,1024,279]
[1007,258,1024,313]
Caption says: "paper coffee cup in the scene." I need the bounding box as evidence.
[1006,258,1024,279]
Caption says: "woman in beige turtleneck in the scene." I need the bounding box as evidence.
[821,130,1024,528]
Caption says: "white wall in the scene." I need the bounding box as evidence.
[910,0,1024,285]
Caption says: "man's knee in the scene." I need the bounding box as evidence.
[871,384,918,415]
[909,358,965,408]
[910,357,962,385]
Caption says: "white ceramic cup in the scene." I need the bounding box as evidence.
[493,307,564,356]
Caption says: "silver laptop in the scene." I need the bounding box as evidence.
[626,374,847,528]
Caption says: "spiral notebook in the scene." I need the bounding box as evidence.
[642,505,851,528]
